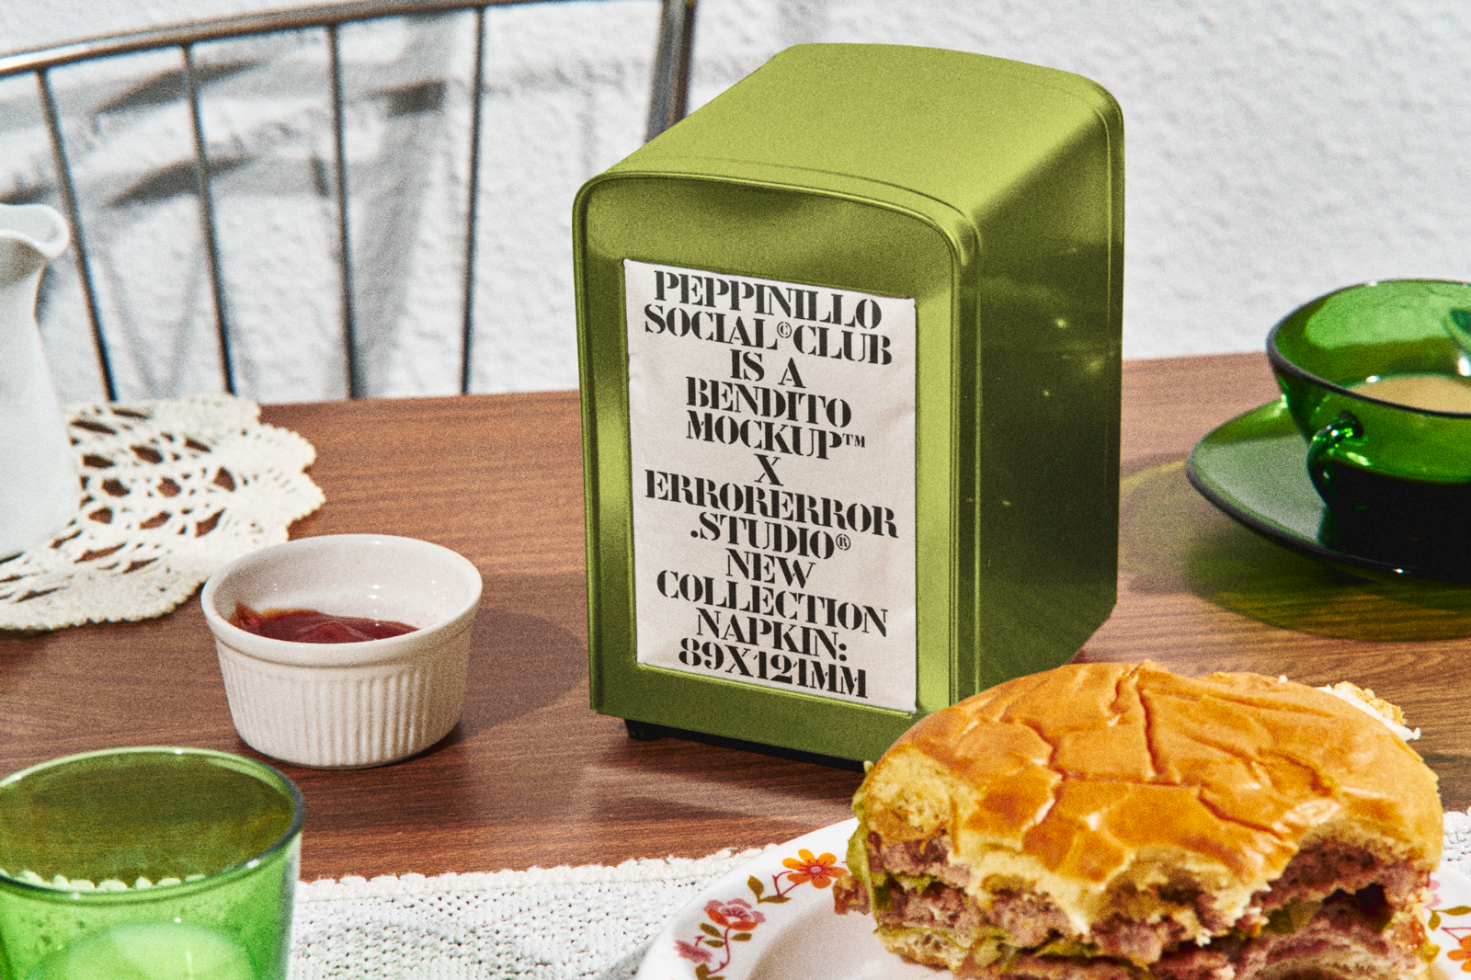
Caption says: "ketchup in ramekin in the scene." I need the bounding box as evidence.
[229,603,416,643]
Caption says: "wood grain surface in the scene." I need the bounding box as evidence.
[3,354,1468,882]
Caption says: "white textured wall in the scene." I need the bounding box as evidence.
[3,0,1470,402]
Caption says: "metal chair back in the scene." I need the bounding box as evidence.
[0,0,696,400]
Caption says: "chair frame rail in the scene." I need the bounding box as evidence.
[0,0,696,400]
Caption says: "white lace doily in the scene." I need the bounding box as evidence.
[0,395,324,632]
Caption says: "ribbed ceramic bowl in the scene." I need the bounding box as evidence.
[201,534,482,768]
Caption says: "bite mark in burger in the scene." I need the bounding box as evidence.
[832,661,1442,980]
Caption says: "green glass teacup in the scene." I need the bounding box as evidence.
[0,747,303,980]
[1268,279,1471,541]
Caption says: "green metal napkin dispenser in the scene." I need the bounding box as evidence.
[573,44,1123,766]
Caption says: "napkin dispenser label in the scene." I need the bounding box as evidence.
[625,259,918,711]
[574,43,1124,764]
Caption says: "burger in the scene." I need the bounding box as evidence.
[833,661,1442,980]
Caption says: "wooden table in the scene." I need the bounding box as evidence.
[3,353,1468,883]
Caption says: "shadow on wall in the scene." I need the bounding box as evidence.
[0,1,663,404]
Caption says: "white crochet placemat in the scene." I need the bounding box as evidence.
[1444,810,1471,869]
[0,395,323,631]
[292,848,774,980]
[289,813,1471,980]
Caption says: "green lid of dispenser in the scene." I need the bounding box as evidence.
[575,43,1123,765]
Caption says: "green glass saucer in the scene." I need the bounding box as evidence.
[1186,398,1471,580]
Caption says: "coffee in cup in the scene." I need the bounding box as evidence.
[1347,372,1471,413]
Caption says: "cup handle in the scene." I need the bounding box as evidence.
[1306,410,1363,507]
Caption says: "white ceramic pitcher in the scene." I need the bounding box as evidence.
[0,203,78,559]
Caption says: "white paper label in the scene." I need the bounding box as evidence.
[625,260,916,711]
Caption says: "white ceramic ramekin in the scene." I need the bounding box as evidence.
[200,534,482,768]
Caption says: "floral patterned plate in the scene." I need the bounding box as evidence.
[637,819,1471,980]
[1431,865,1471,977]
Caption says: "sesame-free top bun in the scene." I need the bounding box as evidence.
[837,661,1443,980]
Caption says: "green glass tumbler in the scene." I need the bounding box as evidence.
[0,747,304,980]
